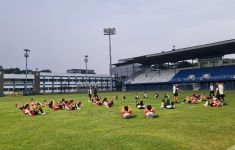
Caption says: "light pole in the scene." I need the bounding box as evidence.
[104,28,116,92]
[84,55,88,88]
[24,49,30,95]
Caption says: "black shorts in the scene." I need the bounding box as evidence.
[173,93,178,97]
[220,94,225,98]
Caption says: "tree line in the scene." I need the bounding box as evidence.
[3,68,52,74]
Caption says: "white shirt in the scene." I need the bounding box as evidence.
[88,88,92,94]
[210,85,214,91]
[173,86,178,94]
[218,84,224,95]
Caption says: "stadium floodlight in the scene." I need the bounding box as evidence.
[84,55,88,87]
[104,28,116,92]
[24,49,30,95]
[172,45,176,51]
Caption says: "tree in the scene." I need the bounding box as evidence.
[4,68,21,74]
[40,69,52,73]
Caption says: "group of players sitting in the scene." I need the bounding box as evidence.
[161,94,175,109]
[183,93,207,104]
[16,99,46,116]
[120,93,174,119]
[16,90,225,117]
[121,105,159,119]
[204,96,224,107]
[44,99,82,110]
[16,98,82,116]
[90,96,114,107]
[183,92,225,107]
[120,95,161,119]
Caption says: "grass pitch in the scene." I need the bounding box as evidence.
[0,90,235,150]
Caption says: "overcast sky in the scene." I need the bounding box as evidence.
[0,0,235,74]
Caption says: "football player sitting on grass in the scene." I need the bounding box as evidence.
[102,98,114,107]
[16,102,46,116]
[144,105,158,119]
[121,106,133,119]
[91,96,102,106]
[161,94,175,109]
[136,100,145,109]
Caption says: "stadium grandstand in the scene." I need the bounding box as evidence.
[113,39,235,91]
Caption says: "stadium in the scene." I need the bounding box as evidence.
[1,39,235,150]
[113,39,235,91]
[1,1,235,150]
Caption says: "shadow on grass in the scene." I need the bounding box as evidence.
[132,115,137,118]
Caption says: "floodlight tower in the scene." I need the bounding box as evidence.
[84,55,88,87]
[104,28,116,92]
[24,49,30,95]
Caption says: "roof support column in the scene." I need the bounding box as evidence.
[132,61,135,76]
[192,59,194,75]
[145,66,147,77]
[158,64,161,76]
[174,62,176,75]
[212,57,215,76]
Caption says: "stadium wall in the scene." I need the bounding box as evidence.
[125,80,235,91]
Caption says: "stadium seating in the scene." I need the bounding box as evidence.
[128,69,177,84]
[127,65,235,84]
[170,65,235,82]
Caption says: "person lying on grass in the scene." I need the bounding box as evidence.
[161,94,175,109]
[66,100,82,110]
[62,100,82,110]
[204,96,224,107]
[16,102,46,116]
[121,106,133,119]
[91,96,102,106]
[102,98,114,107]
[44,100,61,110]
[33,102,47,115]
[44,99,82,110]
[183,92,203,104]
[136,100,145,109]
[144,105,158,119]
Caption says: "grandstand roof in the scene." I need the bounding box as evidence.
[116,39,235,66]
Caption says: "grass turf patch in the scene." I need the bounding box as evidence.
[0,90,235,150]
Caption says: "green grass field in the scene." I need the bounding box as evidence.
[0,90,235,150]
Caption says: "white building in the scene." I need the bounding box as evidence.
[2,72,115,95]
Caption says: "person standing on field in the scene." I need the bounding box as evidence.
[173,84,182,103]
[209,83,214,97]
[88,87,92,101]
[218,82,225,102]
[93,86,98,97]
